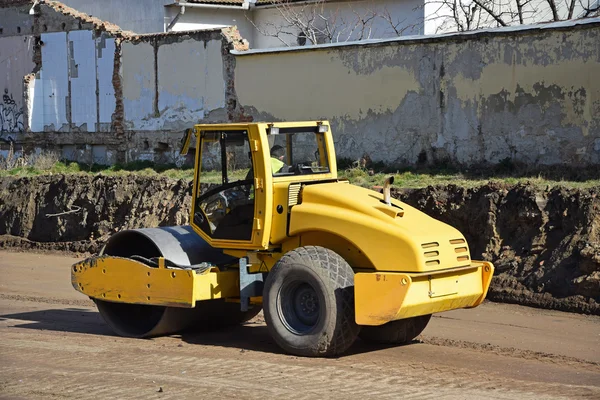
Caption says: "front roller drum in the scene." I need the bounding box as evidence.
[95,298,262,338]
[91,225,258,338]
[95,300,200,338]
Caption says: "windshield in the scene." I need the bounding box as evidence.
[267,127,329,176]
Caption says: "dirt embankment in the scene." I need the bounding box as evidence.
[0,175,598,314]
[394,184,600,314]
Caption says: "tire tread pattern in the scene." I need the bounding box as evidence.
[269,245,360,356]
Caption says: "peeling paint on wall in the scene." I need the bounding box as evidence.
[121,41,155,129]
[120,36,227,131]
[234,23,600,166]
[1,3,233,165]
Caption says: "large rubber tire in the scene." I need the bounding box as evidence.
[359,314,432,344]
[263,246,360,357]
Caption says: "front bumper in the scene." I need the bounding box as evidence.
[354,261,494,326]
[71,255,239,307]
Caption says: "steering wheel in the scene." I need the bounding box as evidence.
[295,162,314,175]
[194,179,255,234]
[197,179,254,203]
[203,195,227,217]
[193,208,212,234]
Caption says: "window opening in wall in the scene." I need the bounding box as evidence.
[62,23,66,29]
[43,24,47,31]
[17,26,21,33]
[0,28,3,35]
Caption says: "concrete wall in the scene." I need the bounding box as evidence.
[234,19,600,166]
[59,0,172,33]
[120,33,229,163]
[26,30,115,133]
[3,1,599,168]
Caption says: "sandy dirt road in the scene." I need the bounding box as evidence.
[0,251,599,400]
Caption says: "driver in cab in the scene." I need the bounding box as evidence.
[270,145,287,174]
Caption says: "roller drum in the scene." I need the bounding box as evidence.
[94,225,236,338]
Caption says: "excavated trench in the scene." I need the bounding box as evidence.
[0,175,598,314]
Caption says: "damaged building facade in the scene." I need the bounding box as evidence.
[0,0,246,165]
[1,0,599,167]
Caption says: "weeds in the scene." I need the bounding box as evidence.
[0,143,61,172]
[1,150,599,189]
[0,143,27,170]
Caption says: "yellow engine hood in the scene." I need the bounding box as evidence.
[289,182,472,273]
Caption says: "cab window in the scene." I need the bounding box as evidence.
[267,127,329,176]
[193,130,254,241]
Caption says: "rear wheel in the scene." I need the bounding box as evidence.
[263,246,360,357]
[359,314,432,344]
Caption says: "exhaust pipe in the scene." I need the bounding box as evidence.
[383,176,394,205]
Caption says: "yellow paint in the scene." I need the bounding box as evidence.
[300,231,376,270]
[180,128,194,155]
[190,121,337,251]
[71,256,239,307]
[355,272,411,325]
[355,261,494,325]
[269,180,292,244]
[289,182,472,273]
[235,49,420,120]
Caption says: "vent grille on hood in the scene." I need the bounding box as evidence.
[288,183,302,207]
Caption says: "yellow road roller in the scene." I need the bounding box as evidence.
[72,121,494,357]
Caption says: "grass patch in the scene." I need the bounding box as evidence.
[338,168,600,189]
[1,158,599,189]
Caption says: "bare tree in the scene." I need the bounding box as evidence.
[247,0,419,47]
[248,0,600,46]
[425,0,600,33]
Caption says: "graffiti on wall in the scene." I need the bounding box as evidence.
[0,89,24,134]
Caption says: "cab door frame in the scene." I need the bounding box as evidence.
[189,123,273,251]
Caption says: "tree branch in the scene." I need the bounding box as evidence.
[473,0,508,26]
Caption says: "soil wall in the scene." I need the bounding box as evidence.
[1,175,598,314]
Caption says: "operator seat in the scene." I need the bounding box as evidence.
[212,203,254,241]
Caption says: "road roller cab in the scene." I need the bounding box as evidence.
[71,121,494,357]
